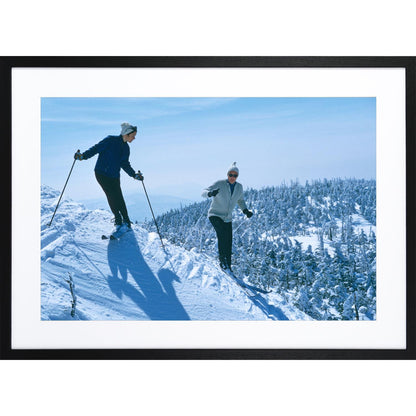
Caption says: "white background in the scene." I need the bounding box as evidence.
[12,67,406,350]
[1,1,415,415]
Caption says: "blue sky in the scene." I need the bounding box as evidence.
[41,97,376,201]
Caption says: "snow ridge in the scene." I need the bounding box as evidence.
[41,185,309,321]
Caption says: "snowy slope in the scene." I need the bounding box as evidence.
[41,185,310,321]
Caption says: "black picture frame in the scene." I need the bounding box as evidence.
[1,56,415,360]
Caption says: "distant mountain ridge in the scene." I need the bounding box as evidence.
[80,191,195,223]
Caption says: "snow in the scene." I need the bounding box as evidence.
[41,185,310,321]
[288,235,322,253]
[348,214,375,236]
[260,210,376,256]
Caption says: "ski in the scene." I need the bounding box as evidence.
[225,271,257,297]
[240,280,271,295]
[223,269,271,296]
[102,234,118,240]
[101,227,131,241]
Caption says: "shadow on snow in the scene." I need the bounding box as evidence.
[106,232,190,320]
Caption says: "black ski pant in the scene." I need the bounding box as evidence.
[209,216,232,268]
[95,171,130,225]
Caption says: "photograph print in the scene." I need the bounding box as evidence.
[41,96,376,322]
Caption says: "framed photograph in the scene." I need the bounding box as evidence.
[1,57,415,359]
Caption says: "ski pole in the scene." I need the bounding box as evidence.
[234,211,256,236]
[138,171,167,253]
[233,219,246,234]
[48,150,79,227]
[233,215,252,233]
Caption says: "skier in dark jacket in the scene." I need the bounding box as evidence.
[202,162,253,271]
[74,122,143,235]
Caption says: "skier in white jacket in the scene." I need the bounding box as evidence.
[202,162,253,271]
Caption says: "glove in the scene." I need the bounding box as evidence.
[243,209,253,218]
[74,150,84,160]
[135,171,144,181]
[208,189,219,197]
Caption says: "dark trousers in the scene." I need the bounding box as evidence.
[95,171,130,225]
[209,216,232,267]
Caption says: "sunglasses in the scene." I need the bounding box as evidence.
[228,173,238,178]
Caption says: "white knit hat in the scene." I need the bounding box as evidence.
[227,162,239,175]
[120,122,138,136]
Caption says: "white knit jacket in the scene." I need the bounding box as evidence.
[202,179,248,222]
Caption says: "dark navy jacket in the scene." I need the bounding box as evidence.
[82,135,136,179]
